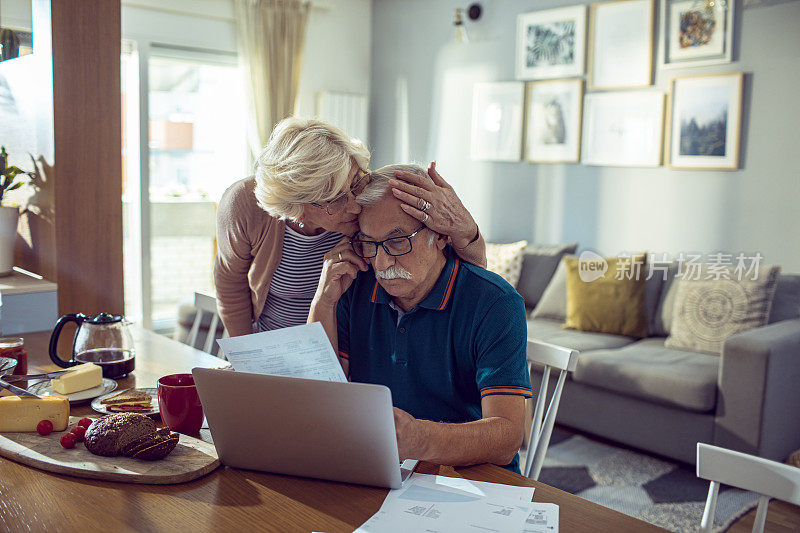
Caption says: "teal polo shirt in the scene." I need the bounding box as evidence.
[336,246,532,472]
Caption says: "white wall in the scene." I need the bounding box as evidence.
[295,0,372,120]
[121,0,372,130]
[370,0,800,272]
[0,0,32,30]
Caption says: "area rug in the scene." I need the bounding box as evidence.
[536,430,759,532]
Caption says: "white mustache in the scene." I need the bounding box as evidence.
[375,266,412,280]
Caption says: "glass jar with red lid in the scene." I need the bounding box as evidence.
[0,337,27,375]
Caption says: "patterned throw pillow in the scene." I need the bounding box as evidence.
[485,240,528,288]
[665,264,781,355]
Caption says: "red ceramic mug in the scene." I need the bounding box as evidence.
[157,373,203,435]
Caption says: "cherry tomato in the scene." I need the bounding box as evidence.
[60,433,77,449]
[36,419,54,436]
[77,418,93,429]
[70,425,87,441]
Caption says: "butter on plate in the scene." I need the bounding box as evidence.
[50,363,103,394]
[0,396,69,431]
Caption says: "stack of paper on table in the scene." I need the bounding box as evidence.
[356,473,558,532]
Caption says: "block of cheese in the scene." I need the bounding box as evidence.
[0,396,70,432]
[50,363,103,394]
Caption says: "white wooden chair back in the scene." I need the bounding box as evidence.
[523,339,579,480]
[187,292,228,358]
[697,443,800,533]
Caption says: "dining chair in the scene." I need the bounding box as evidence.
[523,339,579,480]
[697,442,800,533]
[187,291,228,359]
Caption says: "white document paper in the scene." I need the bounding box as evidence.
[216,322,347,382]
[522,503,559,533]
[405,473,534,503]
[356,473,542,533]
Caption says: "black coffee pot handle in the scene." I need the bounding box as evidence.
[48,314,86,368]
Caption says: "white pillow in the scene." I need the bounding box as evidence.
[485,240,528,287]
[530,258,569,321]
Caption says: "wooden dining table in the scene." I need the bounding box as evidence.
[0,326,666,532]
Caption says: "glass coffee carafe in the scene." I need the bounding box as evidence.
[48,313,135,379]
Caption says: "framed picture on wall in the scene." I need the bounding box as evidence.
[525,79,583,163]
[470,82,525,162]
[667,72,743,170]
[515,5,587,80]
[588,0,654,90]
[582,91,664,167]
[660,0,734,67]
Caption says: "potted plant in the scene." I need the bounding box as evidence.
[0,146,33,276]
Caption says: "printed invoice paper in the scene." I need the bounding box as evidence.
[216,322,347,382]
[356,473,557,533]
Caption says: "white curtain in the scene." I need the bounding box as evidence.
[234,0,310,159]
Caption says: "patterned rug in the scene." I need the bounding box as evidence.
[535,430,759,532]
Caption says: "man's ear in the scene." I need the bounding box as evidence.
[435,232,448,251]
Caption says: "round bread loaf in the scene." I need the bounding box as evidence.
[84,413,157,457]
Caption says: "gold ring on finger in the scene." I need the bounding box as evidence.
[338,252,342,261]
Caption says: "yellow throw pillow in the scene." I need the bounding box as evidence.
[563,253,648,338]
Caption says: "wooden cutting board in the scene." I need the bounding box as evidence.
[0,417,220,484]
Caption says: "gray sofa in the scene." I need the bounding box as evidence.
[517,246,800,465]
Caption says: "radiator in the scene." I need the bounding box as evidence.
[315,91,368,143]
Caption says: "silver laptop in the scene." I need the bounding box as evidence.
[192,367,415,489]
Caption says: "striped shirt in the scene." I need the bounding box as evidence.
[255,226,342,332]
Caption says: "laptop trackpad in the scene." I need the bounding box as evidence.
[400,459,419,483]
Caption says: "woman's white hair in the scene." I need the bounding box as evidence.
[254,117,371,220]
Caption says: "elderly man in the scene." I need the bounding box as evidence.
[308,164,531,472]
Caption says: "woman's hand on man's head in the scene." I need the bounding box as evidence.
[389,162,479,249]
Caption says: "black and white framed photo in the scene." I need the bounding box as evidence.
[470,82,525,162]
[525,79,583,163]
[660,0,734,68]
[582,91,665,167]
[588,0,654,90]
[515,5,587,80]
[667,73,743,170]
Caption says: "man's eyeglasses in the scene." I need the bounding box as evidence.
[350,226,427,259]
[312,168,371,216]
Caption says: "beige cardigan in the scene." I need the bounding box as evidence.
[214,177,285,337]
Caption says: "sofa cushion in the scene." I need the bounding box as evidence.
[769,274,800,323]
[530,259,569,321]
[572,338,720,412]
[665,264,781,355]
[652,262,680,336]
[564,253,648,338]
[516,243,578,310]
[645,259,670,336]
[527,317,637,353]
[485,240,527,287]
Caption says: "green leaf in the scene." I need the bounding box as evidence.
[5,166,26,178]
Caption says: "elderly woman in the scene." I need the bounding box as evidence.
[215,117,486,337]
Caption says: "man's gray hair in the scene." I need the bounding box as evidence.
[357,164,431,206]
[357,164,437,246]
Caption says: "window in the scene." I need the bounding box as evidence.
[122,42,247,331]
